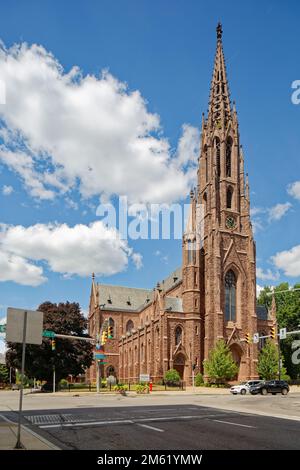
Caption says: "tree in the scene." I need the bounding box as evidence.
[204,340,238,384]
[258,283,300,378]
[0,364,9,384]
[164,369,180,385]
[6,302,93,389]
[257,339,288,380]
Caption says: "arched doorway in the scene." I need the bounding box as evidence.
[106,365,116,377]
[173,353,185,380]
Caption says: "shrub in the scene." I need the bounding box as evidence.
[164,369,180,386]
[59,379,68,389]
[195,373,204,387]
[136,383,150,394]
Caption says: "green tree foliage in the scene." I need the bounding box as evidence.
[258,283,300,378]
[195,372,204,386]
[204,340,238,383]
[6,302,93,388]
[257,339,288,380]
[0,364,9,384]
[164,368,180,385]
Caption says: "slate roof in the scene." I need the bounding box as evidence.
[165,296,183,312]
[256,305,268,320]
[98,284,152,311]
[97,267,183,312]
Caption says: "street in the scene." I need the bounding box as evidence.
[1,391,300,449]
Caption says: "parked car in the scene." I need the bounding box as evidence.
[249,380,289,396]
[230,380,262,395]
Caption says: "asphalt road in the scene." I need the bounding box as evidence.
[2,404,300,450]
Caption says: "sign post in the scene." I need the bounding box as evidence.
[6,307,43,449]
[16,311,27,449]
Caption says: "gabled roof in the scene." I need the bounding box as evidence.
[98,284,152,312]
[97,267,182,313]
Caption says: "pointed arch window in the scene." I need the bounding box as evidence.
[214,137,221,177]
[226,137,233,177]
[187,240,196,265]
[175,326,182,345]
[226,186,233,209]
[204,145,208,182]
[126,320,134,333]
[225,270,236,322]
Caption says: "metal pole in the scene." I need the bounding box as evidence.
[15,311,27,449]
[96,360,99,393]
[278,337,281,380]
[192,369,195,391]
[9,367,12,384]
[53,366,56,393]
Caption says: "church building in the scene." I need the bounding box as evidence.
[88,24,274,385]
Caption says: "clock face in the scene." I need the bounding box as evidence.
[226,216,236,229]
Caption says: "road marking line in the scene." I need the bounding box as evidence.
[40,419,134,429]
[213,419,255,428]
[38,413,225,429]
[137,423,164,433]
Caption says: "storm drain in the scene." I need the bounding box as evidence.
[25,413,95,425]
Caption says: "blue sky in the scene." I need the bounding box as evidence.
[0,0,300,340]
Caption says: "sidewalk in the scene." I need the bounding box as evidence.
[0,415,59,450]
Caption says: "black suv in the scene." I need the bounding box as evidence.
[249,380,289,396]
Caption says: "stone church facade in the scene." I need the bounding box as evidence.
[87,24,274,385]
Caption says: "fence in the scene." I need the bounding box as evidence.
[63,381,186,392]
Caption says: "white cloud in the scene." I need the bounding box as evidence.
[256,267,279,281]
[0,251,45,286]
[268,202,292,222]
[131,252,143,270]
[256,284,264,297]
[251,202,292,233]
[176,124,200,169]
[2,185,13,196]
[287,181,300,201]
[0,42,198,204]
[272,244,300,277]
[0,221,142,285]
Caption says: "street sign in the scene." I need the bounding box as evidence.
[43,330,55,338]
[139,374,150,382]
[279,328,287,340]
[6,308,43,345]
[253,333,259,344]
[94,352,106,360]
[0,324,6,333]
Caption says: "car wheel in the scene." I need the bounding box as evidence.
[281,388,288,396]
[241,389,246,395]
[261,388,268,395]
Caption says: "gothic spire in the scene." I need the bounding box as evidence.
[207,23,231,127]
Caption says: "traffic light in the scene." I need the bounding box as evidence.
[245,333,251,344]
[270,327,276,340]
[108,325,114,339]
[101,330,108,345]
[51,339,56,351]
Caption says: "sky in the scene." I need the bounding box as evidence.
[0,0,300,350]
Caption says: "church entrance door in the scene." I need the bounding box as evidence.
[173,353,185,380]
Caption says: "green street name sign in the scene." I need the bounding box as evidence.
[43,330,55,338]
[0,324,6,333]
